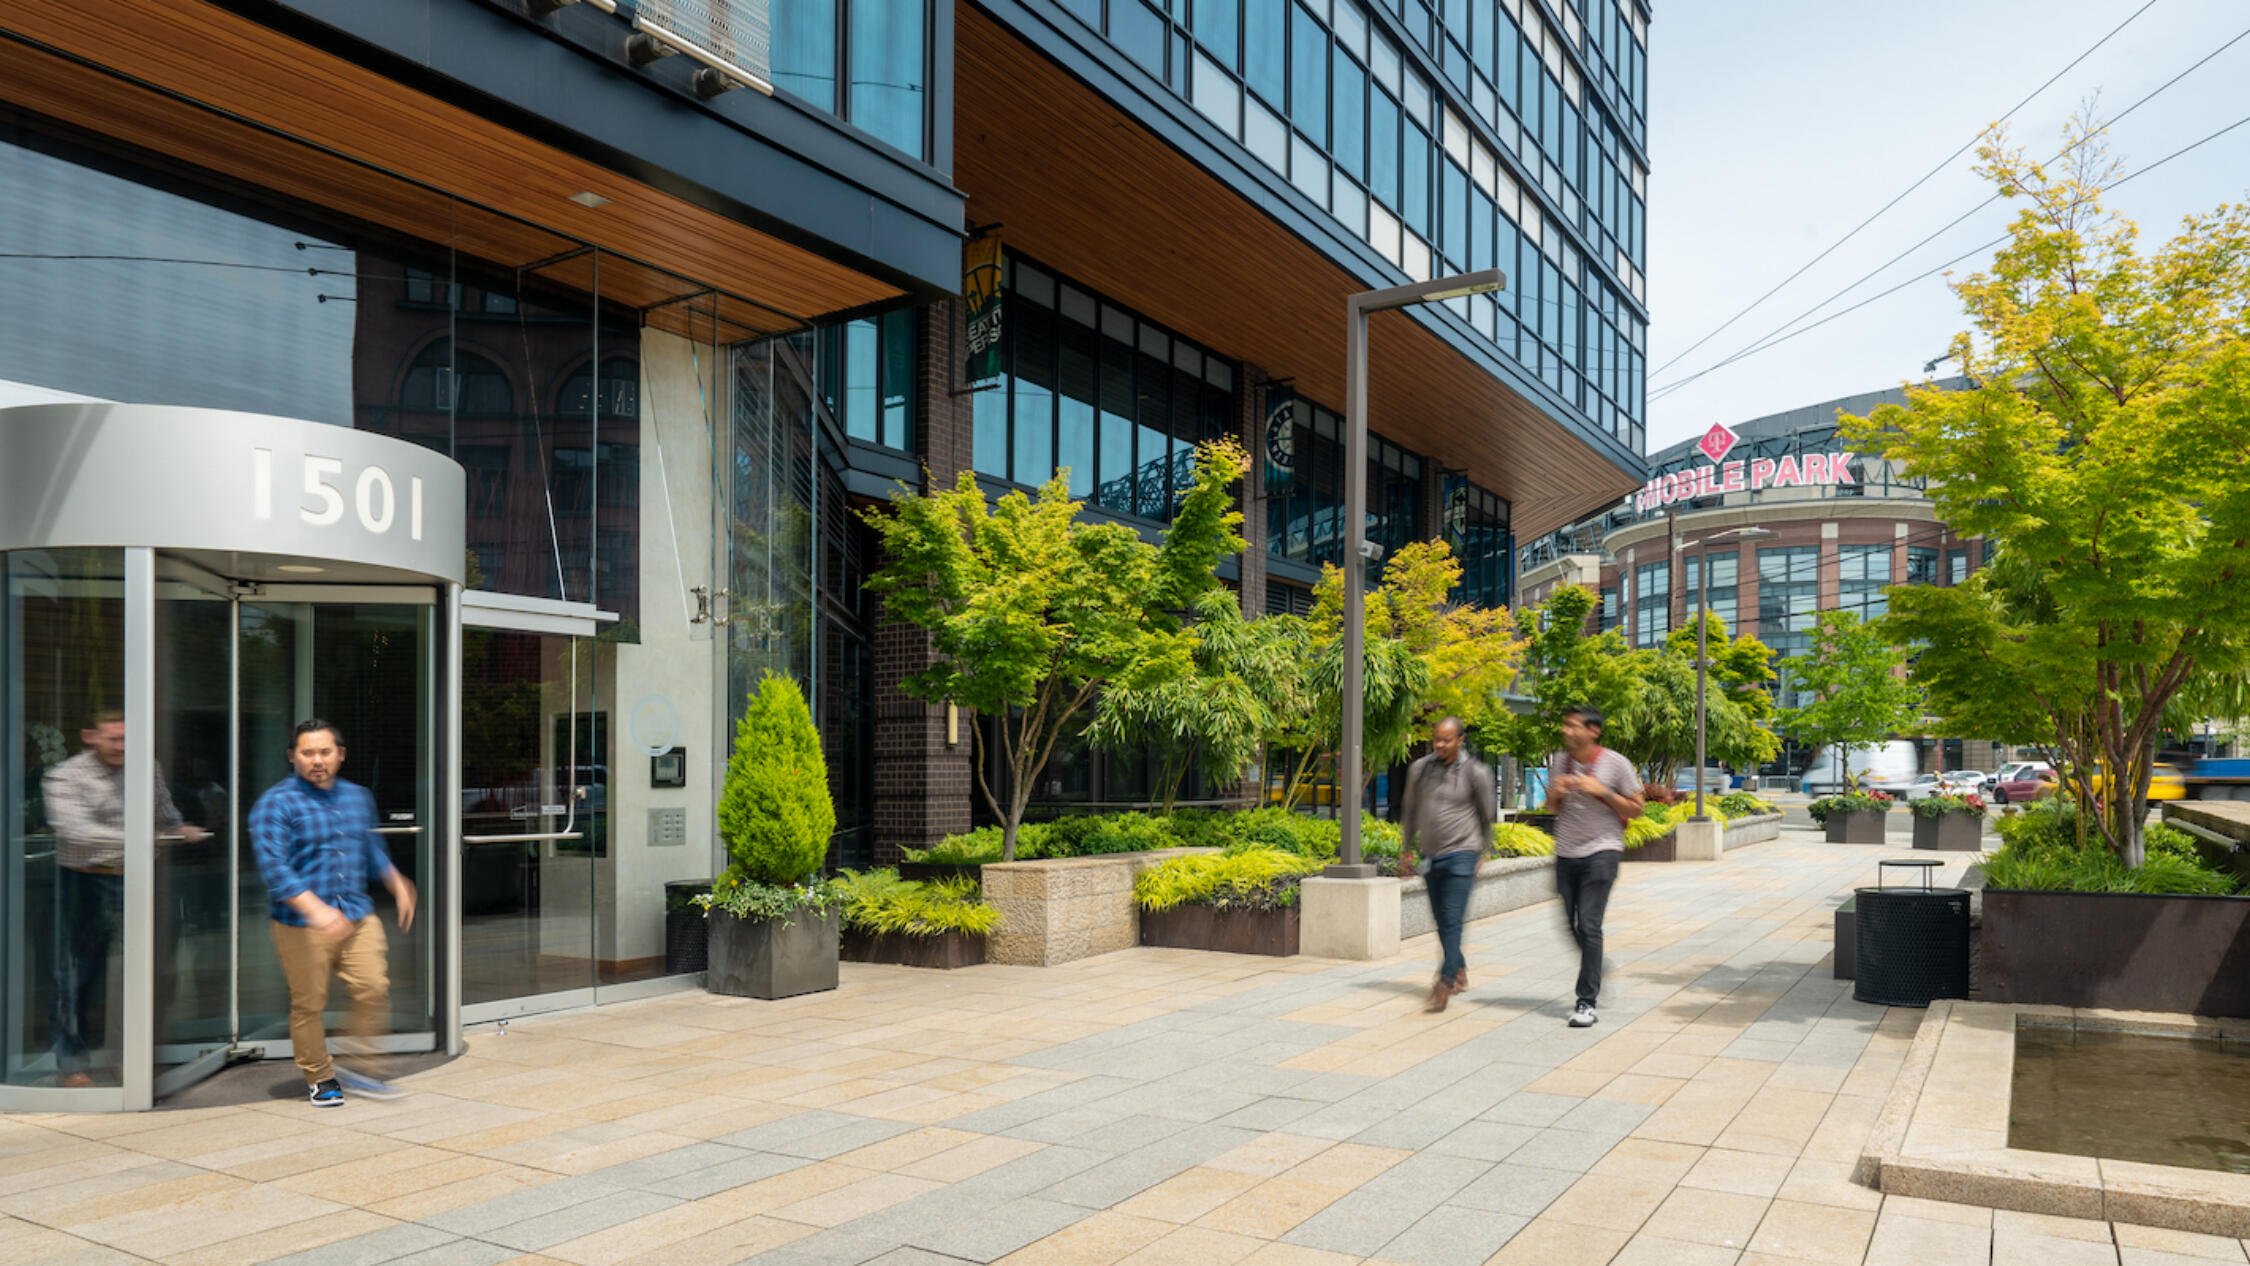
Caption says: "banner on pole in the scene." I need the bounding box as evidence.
[964,236,1004,383]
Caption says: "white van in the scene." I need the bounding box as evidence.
[1799,741,1920,794]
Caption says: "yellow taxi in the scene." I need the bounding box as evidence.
[2075,763,2186,801]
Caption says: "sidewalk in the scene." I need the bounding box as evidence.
[3,831,2226,1265]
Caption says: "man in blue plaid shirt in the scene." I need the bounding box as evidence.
[248,719,417,1106]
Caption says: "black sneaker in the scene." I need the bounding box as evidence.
[309,1079,344,1107]
[1568,1004,1598,1028]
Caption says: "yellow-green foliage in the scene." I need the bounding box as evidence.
[835,869,1002,937]
[717,674,834,887]
[1133,848,1327,912]
[1623,813,1673,850]
[1717,791,1777,817]
[1490,822,1555,857]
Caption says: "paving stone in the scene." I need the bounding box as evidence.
[1481,1092,1585,1127]
[908,1195,1087,1262]
[480,1188,683,1252]
[265,1224,462,1266]
[1427,1120,1540,1163]
[1376,1204,1532,1266]
[739,1230,899,1265]
[1499,1128,1622,1173]
[380,1243,520,1266]
[421,1174,623,1237]
[768,1117,917,1160]
[1281,1152,1493,1256]
[1452,1162,1584,1217]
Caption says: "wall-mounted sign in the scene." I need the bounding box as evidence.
[1635,449,1858,513]
[1263,386,1296,490]
[964,236,1005,383]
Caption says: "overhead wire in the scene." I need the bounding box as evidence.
[1644,0,2163,385]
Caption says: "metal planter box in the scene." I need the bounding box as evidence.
[1911,812,1985,852]
[1825,810,1890,844]
[706,907,840,999]
[1980,889,2250,1017]
[1138,904,1301,956]
[840,927,986,970]
[1623,834,1678,862]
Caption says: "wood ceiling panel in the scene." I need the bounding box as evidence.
[4,0,903,324]
[952,3,1635,540]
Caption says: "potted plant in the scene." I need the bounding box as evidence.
[700,673,840,999]
[1909,792,1987,852]
[1809,790,1892,844]
[836,868,999,969]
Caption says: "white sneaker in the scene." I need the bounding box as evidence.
[333,1067,405,1100]
[1568,1004,1598,1028]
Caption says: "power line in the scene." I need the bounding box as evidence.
[1647,101,2250,405]
[1644,0,2162,385]
[1650,20,2250,403]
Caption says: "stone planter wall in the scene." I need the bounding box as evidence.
[1980,888,2250,1017]
[1138,905,1301,956]
[1825,810,1891,844]
[1398,857,1557,940]
[1623,836,1678,863]
[1911,812,1987,852]
[982,848,1219,966]
[1723,812,1784,849]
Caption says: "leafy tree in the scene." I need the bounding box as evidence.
[1608,613,1780,786]
[863,441,1248,861]
[1844,122,2250,864]
[1480,584,1637,805]
[718,673,834,889]
[1779,610,1923,791]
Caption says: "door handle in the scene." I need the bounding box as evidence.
[462,831,585,844]
[374,826,424,836]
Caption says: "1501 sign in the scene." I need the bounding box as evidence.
[252,448,427,540]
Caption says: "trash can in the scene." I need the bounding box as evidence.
[1853,858,1970,1007]
[665,879,714,975]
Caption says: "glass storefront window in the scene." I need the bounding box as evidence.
[3,549,127,1089]
[1445,477,1512,609]
[1264,393,1426,580]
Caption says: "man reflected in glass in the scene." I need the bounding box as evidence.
[40,709,208,1087]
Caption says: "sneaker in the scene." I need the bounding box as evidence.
[1568,1004,1598,1028]
[309,1079,344,1107]
[333,1067,406,1101]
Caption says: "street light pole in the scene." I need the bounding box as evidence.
[1678,524,1773,821]
[1334,269,1506,875]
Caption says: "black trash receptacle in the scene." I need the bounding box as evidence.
[1853,882,1970,1006]
[665,879,714,975]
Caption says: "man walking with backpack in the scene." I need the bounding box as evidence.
[1545,705,1642,1028]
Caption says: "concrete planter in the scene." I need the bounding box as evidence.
[1980,889,2250,1017]
[1911,812,1986,852]
[1398,857,1557,939]
[1723,812,1784,849]
[1825,810,1890,844]
[982,848,1219,966]
[1138,904,1300,956]
[840,927,986,970]
[707,907,840,999]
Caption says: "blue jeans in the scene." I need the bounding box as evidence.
[52,868,123,1075]
[1425,850,1478,986]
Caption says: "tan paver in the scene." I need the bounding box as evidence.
[1746,1198,1877,1264]
[1639,1186,1771,1250]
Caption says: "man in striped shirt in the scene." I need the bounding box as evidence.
[248,719,417,1106]
[1545,705,1643,1029]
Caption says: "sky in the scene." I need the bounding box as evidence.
[1643,0,2250,453]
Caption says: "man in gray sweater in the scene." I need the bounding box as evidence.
[1399,716,1495,1012]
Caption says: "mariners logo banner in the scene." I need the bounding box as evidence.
[964,236,1004,383]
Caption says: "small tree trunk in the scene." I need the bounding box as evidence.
[1001,817,1019,865]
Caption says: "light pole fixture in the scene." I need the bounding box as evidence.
[1674,523,1775,821]
[1333,269,1506,875]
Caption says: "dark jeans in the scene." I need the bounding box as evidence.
[52,868,123,1074]
[1555,851,1620,1008]
[1425,850,1478,986]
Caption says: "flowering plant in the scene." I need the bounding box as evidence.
[1910,791,1987,818]
[1807,790,1893,823]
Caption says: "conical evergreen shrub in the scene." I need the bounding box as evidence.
[718,673,834,888]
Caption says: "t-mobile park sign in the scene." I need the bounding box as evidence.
[1634,422,1857,513]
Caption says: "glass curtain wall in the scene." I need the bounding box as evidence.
[769,0,934,162]
[1265,393,1425,578]
[726,337,819,716]
[1444,476,1512,609]
[1682,552,1739,633]
[1758,546,1820,709]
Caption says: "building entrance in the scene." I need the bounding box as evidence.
[149,569,440,1098]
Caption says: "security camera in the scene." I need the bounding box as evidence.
[1358,540,1385,562]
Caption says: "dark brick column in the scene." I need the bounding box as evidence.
[866,302,978,864]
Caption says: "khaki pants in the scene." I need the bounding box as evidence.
[270,916,389,1085]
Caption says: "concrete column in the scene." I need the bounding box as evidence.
[1301,876,1403,960]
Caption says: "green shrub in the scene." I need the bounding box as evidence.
[700,874,841,920]
[715,674,834,896]
[1133,848,1327,912]
[1164,808,1236,850]
[1808,791,1894,824]
[1983,804,2236,896]
[835,868,1002,937]
[907,823,1053,865]
[1623,814,1673,850]
[1043,811,1184,857]
[1717,791,1777,817]
[1491,822,1555,857]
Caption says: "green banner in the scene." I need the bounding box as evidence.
[964,236,1004,383]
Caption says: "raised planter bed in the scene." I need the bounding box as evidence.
[841,927,986,970]
[982,848,1220,966]
[897,860,982,883]
[1623,835,1678,863]
[1826,810,1890,844]
[1723,812,1784,849]
[1398,856,1557,939]
[1911,812,1986,852]
[1138,904,1300,956]
[1980,888,2250,1017]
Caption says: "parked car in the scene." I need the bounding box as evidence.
[1672,766,1730,795]
[1801,741,1920,795]
[1941,770,1988,795]
[1877,772,1954,802]
[1992,765,2059,804]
